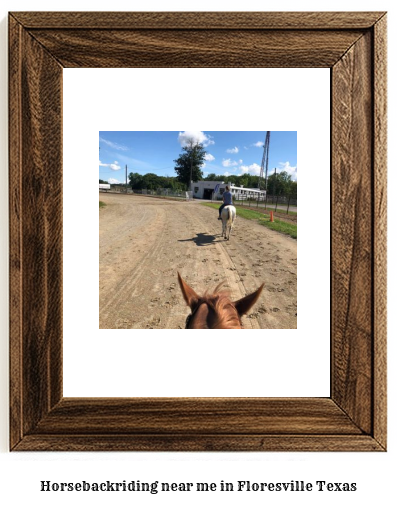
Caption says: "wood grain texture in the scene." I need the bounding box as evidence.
[21,28,64,433]
[9,16,64,446]
[373,14,387,450]
[27,29,363,68]
[32,398,362,435]
[332,32,373,434]
[11,11,386,29]
[14,435,383,452]
[9,11,387,452]
[9,15,23,450]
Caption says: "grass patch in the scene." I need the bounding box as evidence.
[99,201,106,209]
[202,202,297,239]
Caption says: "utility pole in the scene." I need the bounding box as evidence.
[125,165,128,193]
[189,142,197,191]
[190,153,193,191]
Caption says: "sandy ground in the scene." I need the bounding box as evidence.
[99,194,297,329]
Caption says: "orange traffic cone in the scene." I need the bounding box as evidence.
[270,211,274,222]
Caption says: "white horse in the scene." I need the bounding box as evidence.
[221,205,236,240]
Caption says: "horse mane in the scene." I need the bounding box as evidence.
[199,284,242,329]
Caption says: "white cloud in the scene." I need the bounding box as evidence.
[178,131,215,147]
[108,178,121,184]
[252,141,264,148]
[226,146,239,154]
[99,137,129,151]
[277,161,298,181]
[239,163,261,176]
[99,160,121,171]
[204,153,215,162]
[222,158,238,167]
[223,171,231,177]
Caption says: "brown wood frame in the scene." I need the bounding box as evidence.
[9,11,387,452]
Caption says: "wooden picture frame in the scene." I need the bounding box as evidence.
[9,11,387,451]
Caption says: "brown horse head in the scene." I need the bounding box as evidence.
[178,272,264,329]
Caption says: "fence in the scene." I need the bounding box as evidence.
[134,188,192,201]
[101,185,133,193]
[213,192,297,214]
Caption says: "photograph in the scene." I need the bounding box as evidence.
[99,131,297,329]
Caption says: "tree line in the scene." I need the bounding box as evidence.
[100,140,297,198]
[127,173,185,192]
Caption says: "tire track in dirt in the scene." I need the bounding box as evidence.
[100,202,168,328]
[99,199,150,290]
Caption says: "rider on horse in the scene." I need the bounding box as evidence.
[218,185,233,220]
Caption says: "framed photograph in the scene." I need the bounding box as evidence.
[9,11,387,451]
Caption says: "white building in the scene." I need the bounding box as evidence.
[191,180,266,200]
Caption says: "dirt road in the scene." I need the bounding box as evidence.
[99,194,297,329]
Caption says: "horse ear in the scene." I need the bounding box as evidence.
[233,284,264,316]
[178,272,200,310]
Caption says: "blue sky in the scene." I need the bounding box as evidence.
[99,131,297,184]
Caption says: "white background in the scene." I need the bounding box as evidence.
[63,67,330,398]
[0,1,395,507]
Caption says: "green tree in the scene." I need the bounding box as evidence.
[289,180,297,199]
[205,173,223,181]
[163,176,185,192]
[142,173,162,190]
[235,173,260,189]
[223,175,239,185]
[247,174,261,188]
[128,172,144,190]
[267,171,294,196]
[174,140,206,188]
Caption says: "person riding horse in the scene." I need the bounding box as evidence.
[218,185,233,219]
